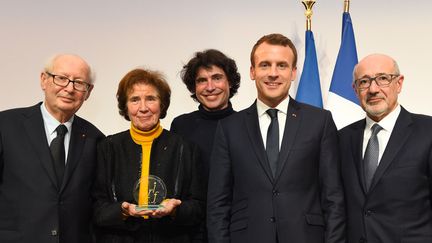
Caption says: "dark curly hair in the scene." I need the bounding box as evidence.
[250,33,298,68]
[117,68,171,121]
[181,49,241,101]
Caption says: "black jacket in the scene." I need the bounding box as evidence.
[339,107,432,243]
[92,129,205,243]
[0,103,104,243]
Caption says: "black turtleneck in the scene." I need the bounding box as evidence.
[170,103,235,176]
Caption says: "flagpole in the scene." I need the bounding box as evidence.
[302,0,316,31]
[344,0,350,13]
[297,0,323,108]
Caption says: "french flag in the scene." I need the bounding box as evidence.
[326,12,364,129]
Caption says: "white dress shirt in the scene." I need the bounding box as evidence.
[256,97,289,150]
[362,105,401,164]
[40,102,73,164]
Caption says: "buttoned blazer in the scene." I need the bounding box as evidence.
[339,107,432,243]
[0,103,104,243]
[207,99,345,243]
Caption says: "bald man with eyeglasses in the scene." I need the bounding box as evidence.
[0,54,104,243]
[339,53,432,243]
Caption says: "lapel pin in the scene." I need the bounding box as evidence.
[292,113,297,117]
[81,134,86,138]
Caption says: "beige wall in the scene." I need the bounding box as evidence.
[1,0,430,134]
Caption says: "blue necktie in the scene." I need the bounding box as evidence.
[364,124,383,191]
[266,109,279,177]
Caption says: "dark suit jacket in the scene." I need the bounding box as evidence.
[0,103,104,243]
[92,130,205,243]
[207,99,345,243]
[339,107,432,243]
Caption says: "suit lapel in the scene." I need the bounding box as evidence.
[245,102,274,183]
[349,120,368,194]
[274,99,300,181]
[369,108,413,192]
[61,116,87,191]
[23,104,59,189]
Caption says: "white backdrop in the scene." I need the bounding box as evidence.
[1,0,431,135]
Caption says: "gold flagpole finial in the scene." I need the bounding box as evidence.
[302,0,316,31]
[344,0,350,13]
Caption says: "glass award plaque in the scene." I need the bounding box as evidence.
[133,175,167,211]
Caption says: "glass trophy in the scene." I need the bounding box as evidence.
[133,175,167,211]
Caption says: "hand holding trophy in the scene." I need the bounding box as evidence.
[149,198,182,218]
[120,175,181,219]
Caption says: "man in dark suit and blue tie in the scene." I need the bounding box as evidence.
[339,53,432,243]
[207,33,345,243]
[0,54,104,243]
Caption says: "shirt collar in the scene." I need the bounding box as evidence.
[40,102,74,135]
[257,96,290,117]
[365,105,401,133]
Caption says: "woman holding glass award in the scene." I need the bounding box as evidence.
[92,68,205,243]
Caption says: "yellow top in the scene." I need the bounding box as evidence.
[130,122,163,215]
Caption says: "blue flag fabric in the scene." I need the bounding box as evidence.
[327,12,364,129]
[296,30,323,108]
[329,12,359,105]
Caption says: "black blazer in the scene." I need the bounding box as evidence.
[207,99,345,243]
[0,103,104,243]
[92,130,205,243]
[339,107,432,243]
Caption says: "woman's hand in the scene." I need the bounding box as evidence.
[120,201,154,219]
[120,199,181,219]
[150,198,182,218]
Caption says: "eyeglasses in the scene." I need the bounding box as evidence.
[354,73,399,90]
[45,72,91,92]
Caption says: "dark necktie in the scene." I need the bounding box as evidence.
[50,124,68,186]
[266,109,279,177]
[363,123,383,191]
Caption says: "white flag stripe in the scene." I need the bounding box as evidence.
[326,92,364,130]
